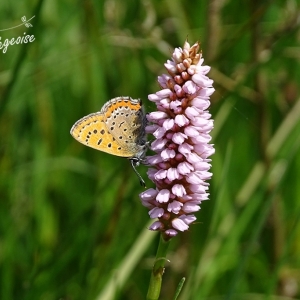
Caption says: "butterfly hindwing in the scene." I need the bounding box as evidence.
[70,112,136,157]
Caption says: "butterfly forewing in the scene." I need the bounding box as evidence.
[70,112,133,157]
[70,97,147,159]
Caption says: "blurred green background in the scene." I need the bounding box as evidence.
[1,0,300,299]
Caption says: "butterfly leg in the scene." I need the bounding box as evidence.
[130,158,146,187]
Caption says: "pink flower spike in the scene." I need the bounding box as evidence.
[163,119,175,130]
[173,48,183,63]
[199,171,213,180]
[148,94,162,102]
[182,202,201,213]
[167,200,183,214]
[139,188,158,201]
[138,41,215,238]
[147,168,157,181]
[189,184,208,193]
[175,114,189,126]
[185,106,200,120]
[182,80,198,94]
[172,132,187,144]
[200,65,211,75]
[184,126,199,137]
[177,162,194,175]
[167,168,180,181]
[169,100,182,110]
[146,124,160,134]
[172,184,186,197]
[193,161,211,172]
[191,116,208,127]
[164,61,177,74]
[156,189,171,203]
[148,111,169,121]
[186,152,202,164]
[165,229,178,237]
[153,127,166,139]
[154,169,167,180]
[199,87,215,97]
[158,74,173,87]
[172,218,189,231]
[161,149,176,160]
[146,155,163,165]
[149,207,165,218]
[192,193,210,201]
[192,73,213,88]
[186,172,203,184]
[159,98,171,109]
[191,134,212,144]
[156,89,173,98]
[190,97,210,110]
[179,214,196,225]
[178,143,193,155]
[149,221,164,231]
[140,198,155,209]
[151,138,167,151]
[197,57,204,66]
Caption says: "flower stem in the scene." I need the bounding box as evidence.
[146,234,170,300]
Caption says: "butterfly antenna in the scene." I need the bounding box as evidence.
[130,159,146,187]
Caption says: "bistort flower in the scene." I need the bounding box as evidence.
[139,41,215,239]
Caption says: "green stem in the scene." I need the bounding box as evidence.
[146,234,171,300]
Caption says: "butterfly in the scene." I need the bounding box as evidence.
[70,97,148,187]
